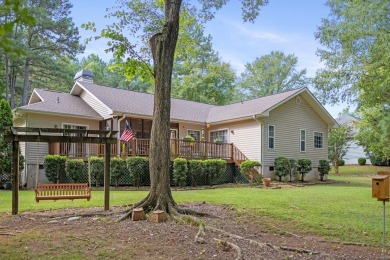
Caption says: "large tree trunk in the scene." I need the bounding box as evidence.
[134,0,182,214]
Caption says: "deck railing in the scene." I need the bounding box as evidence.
[56,139,239,161]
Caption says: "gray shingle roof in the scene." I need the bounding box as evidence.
[206,88,303,123]
[23,83,327,125]
[18,89,102,119]
[78,82,214,122]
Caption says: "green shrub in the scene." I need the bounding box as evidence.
[240,160,261,182]
[338,159,345,166]
[358,158,366,166]
[318,160,331,181]
[183,135,195,142]
[204,159,226,185]
[89,156,104,187]
[287,159,297,182]
[297,159,312,182]
[173,158,188,187]
[111,157,126,187]
[275,157,289,181]
[188,160,205,186]
[65,159,85,183]
[126,156,148,188]
[44,155,67,183]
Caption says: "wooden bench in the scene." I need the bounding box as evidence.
[35,183,91,202]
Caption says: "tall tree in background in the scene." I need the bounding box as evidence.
[171,12,236,105]
[97,0,268,218]
[238,51,309,98]
[328,125,351,174]
[315,0,389,161]
[2,0,83,107]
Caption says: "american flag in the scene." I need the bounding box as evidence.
[120,120,134,142]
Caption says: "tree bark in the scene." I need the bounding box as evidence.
[139,0,182,213]
[22,59,30,106]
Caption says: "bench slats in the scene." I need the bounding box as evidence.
[35,183,91,202]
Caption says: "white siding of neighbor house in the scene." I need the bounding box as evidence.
[80,90,112,119]
[344,140,371,165]
[262,95,329,180]
[25,113,100,164]
[208,119,262,163]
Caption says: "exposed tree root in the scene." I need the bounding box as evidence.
[318,239,367,246]
[268,223,303,238]
[213,238,242,260]
[194,224,206,244]
[117,194,213,222]
[279,246,319,254]
[205,225,320,255]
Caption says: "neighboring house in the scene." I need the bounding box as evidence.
[336,114,371,165]
[14,70,337,187]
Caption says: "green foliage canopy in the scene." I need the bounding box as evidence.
[239,51,309,98]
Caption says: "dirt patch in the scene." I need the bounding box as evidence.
[0,203,382,259]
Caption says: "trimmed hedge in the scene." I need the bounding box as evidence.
[111,157,126,187]
[65,159,85,183]
[89,156,104,187]
[188,159,205,186]
[204,159,226,185]
[240,160,261,182]
[44,155,67,184]
[173,158,188,187]
[126,156,148,188]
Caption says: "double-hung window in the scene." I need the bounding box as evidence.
[210,130,228,143]
[268,125,275,149]
[187,130,200,141]
[300,130,306,152]
[314,132,323,149]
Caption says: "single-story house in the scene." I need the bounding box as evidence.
[14,70,337,187]
[336,114,371,165]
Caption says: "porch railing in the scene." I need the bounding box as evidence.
[55,139,240,161]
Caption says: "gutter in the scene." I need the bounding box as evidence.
[252,115,264,175]
[117,114,127,156]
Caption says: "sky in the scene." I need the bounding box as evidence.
[69,0,348,118]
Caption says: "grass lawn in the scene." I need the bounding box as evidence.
[1,174,389,247]
[330,165,390,175]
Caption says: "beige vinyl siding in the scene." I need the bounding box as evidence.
[262,94,328,168]
[208,119,261,162]
[25,113,100,164]
[80,91,112,119]
[178,122,205,139]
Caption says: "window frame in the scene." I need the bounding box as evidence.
[300,129,306,152]
[313,131,324,149]
[209,129,229,143]
[187,129,201,141]
[268,125,275,149]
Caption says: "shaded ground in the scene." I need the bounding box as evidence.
[0,203,382,259]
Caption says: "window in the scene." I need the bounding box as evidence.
[268,125,275,149]
[314,132,323,148]
[187,130,201,141]
[210,130,228,143]
[300,130,306,152]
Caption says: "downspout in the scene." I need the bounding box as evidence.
[252,115,263,175]
[117,114,126,156]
